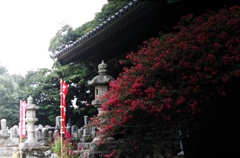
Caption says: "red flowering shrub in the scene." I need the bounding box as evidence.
[92,5,240,157]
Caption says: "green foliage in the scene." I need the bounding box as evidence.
[22,68,58,125]
[51,136,61,154]
[20,63,97,127]
[48,24,78,53]
[51,136,80,158]
[74,21,97,37]
[95,0,131,23]
[51,134,80,158]
[0,62,96,128]
[0,65,8,75]
[0,65,24,127]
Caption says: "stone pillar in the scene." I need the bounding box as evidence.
[55,116,61,129]
[35,124,43,141]
[66,122,71,135]
[1,119,6,130]
[1,119,9,137]
[84,115,90,125]
[53,129,59,139]
[78,127,83,137]
[42,127,49,145]
[48,130,53,143]
[24,96,39,146]
[71,125,78,137]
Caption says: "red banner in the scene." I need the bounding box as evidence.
[61,80,68,134]
[19,100,27,138]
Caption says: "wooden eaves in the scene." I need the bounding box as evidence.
[52,0,239,72]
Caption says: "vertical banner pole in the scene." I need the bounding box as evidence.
[19,101,22,158]
[19,100,27,158]
[60,79,63,158]
[60,79,68,158]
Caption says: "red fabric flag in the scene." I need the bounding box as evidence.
[61,80,68,134]
[19,100,27,138]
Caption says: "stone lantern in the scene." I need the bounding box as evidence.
[24,96,39,146]
[88,60,114,114]
[88,61,116,156]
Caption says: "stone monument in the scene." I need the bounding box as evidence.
[88,60,116,157]
[19,96,50,157]
[0,119,9,138]
[24,96,39,146]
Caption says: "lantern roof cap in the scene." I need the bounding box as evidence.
[88,60,114,86]
[27,96,39,109]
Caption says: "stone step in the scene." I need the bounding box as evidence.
[0,147,14,157]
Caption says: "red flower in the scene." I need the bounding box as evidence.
[222,74,230,83]
[176,96,186,105]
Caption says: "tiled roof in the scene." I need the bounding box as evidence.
[51,0,237,65]
[52,0,141,60]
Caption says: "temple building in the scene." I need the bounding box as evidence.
[52,0,239,76]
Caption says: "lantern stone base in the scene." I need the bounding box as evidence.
[23,141,41,147]
[18,143,50,157]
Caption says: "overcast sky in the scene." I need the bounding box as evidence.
[0,0,107,76]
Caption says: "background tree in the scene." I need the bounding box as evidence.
[52,63,97,127]
[48,24,78,54]
[94,0,132,23]
[0,65,8,75]
[0,65,24,127]
[48,0,131,55]
[23,68,58,125]
[22,63,97,127]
